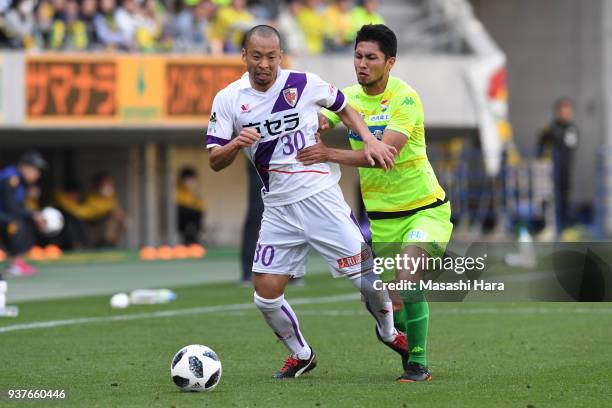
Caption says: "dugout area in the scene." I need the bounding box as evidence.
[0,127,364,249]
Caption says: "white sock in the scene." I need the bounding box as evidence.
[254,292,311,360]
[350,272,397,342]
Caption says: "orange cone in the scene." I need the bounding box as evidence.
[157,245,174,260]
[45,244,62,260]
[173,245,189,259]
[28,246,46,261]
[139,246,158,261]
[188,244,206,258]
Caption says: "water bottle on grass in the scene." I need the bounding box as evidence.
[130,289,176,305]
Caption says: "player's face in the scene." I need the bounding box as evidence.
[242,35,283,92]
[556,102,573,123]
[354,41,395,88]
[19,164,41,185]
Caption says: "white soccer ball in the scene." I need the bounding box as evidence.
[170,345,222,392]
[110,293,130,309]
[41,207,64,236]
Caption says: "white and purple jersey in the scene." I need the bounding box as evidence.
[206,69,347,206]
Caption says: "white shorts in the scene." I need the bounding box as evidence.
[252,184,373,278]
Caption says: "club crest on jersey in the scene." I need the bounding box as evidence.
[240,104,250,113]
[283,87,298,107]
[380,99,389,112]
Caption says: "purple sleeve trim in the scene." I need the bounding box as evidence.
[206,135,230,147]
[328,90,346,112]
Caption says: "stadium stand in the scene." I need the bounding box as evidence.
[0,0,385,54]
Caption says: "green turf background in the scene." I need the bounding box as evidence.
[0,252,611,407]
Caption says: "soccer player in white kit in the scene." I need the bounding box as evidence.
[207,25,408,379]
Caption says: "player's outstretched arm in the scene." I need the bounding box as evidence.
[209,128,261,172]
[297,130,407,170]
[208,143,242,172]
[335,105,396,170]
[297,135,378,168]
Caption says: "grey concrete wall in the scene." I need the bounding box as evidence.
[601,0,612,233]
[470,0,605,206]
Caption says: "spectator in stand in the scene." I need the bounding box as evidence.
[135,0,164,52]
[95,0,132,50]
[77,0,100,49]
[278,0,307,55]
[53,181,90,249]
[175,167,207,245]
[48,0,93,50]
[351,0,384,30]
[324,0,354,51]
[209,0,254,54]
[248,0,279,20]
[114,0,140,50]
[296,0,326,54]
[4,0,38,49]
[55,172,127,248]
[48,0,68,49]
[0,151,48,276]
[35,0,55,47]
[84,172,127,247]
[172,0,215,52]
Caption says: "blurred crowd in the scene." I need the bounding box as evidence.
[0,0,384,54]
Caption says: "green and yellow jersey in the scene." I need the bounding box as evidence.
[322,76,446,214]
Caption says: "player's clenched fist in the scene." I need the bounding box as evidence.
[235,127,261,148]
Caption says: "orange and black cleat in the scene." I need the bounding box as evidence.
[273,350,317,379]
[397,362,432,382]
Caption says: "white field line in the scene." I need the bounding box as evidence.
[2,293,611,334]
[226,307,612,317]
[0,293,360,334]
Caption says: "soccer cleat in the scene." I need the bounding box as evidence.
[273,349,317,379]
[376,327,409,371]
[6,258,38,277]
[397,362,432,382]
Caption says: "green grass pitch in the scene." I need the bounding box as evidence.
[0,255,611,408]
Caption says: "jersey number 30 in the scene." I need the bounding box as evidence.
[254,244,275,267]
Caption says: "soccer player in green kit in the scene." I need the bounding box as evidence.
[297,24,453,382]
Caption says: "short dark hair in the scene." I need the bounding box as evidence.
[243,25,282,50]
[92,171,111,187]
[19,150,48,169]
[355,24,397,59]
[179,167,197,181]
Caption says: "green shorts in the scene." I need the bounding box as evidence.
[370,201,453,282]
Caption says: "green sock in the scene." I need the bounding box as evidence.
[401,292,429,366]
[393,307,408,334]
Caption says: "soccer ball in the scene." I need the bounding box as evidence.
[170,345,222,392]
[41,207,64,236]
